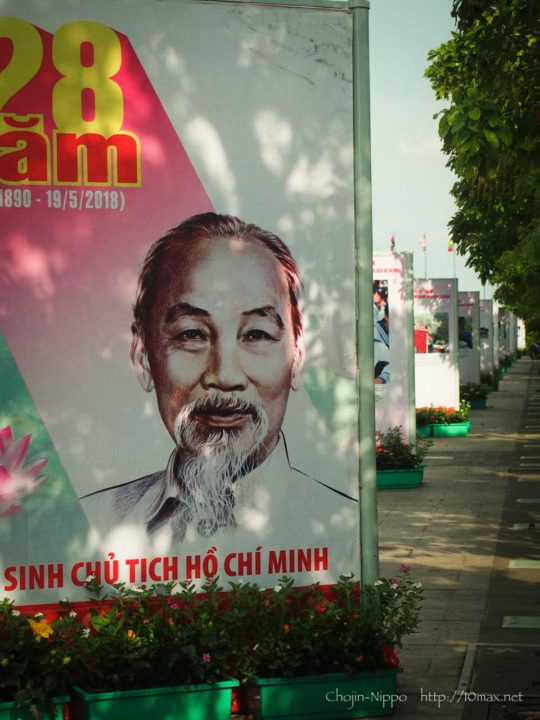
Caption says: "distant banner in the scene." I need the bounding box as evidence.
[498,309,517,357]
[0,2,359,604]
[413,279,459,408]
[373,253,415,442]
[458,291,480,384]
[480,299,495,377]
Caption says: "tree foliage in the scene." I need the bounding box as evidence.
[425,0,540,335]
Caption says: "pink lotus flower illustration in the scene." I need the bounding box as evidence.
[0,426,48,518]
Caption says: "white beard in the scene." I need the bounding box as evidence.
[169,392,270,539]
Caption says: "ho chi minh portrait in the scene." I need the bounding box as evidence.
[81,213,357,558]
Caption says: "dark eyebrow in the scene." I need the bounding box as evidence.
[243,306,284,329]
[164,302,209,325]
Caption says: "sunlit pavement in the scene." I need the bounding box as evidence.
[377,356,540,719]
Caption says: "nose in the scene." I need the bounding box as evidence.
[201,340,247,392]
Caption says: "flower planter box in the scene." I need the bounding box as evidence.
[247,669,400,719]
[469,397,487,409]
[416,425,433,438]
[377,467,424,490]
[0,696,69,720]
[70,678,238,720]
[431,420,471,437]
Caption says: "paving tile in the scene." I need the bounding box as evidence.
[374,360,539,720]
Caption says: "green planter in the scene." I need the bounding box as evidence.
[432,420,471,437]
[469,397,487,409]
[416,425,433,438]
[0,697,68,720]
[71,678,238,720]
[376,467,424,490]
[248,669,400,719]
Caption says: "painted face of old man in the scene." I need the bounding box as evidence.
[131,225,304,537]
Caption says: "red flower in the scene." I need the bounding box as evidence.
[314,601,328,614]
[382,645,400,668]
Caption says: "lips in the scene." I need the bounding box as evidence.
[192,402,257,430]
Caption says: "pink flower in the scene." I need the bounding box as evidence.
[0,427,48,518]
[201,652,211,663]
[400,563,411,573]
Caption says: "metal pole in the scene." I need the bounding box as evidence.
[350,0,379,585]
[405,253,417,446]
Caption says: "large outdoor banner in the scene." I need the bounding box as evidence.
[507,312,518,354]
[457,291,480,385]
[493,302,500,366]
[480,299,495,379]
[0,1,359,605]
[498,308,517,357]
[517,318,526,350]
[413,279,459,409]
[373,253,416,442]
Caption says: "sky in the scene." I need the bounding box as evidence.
[369,0,493,298]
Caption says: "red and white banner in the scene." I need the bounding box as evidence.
[413,278,459,409]
[0,2,360,605]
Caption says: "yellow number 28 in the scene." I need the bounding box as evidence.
[1,18,123,134]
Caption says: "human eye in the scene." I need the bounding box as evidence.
[177,328,206,340]
[170,327,209,348]
[242,328,275,342]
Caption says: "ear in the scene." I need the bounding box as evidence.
[290,339,305,391]
[130,323,154,392]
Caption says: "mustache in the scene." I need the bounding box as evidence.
[173,392,266,444]
[189,394,260,420]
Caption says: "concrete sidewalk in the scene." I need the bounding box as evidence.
[377,356,540,719]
